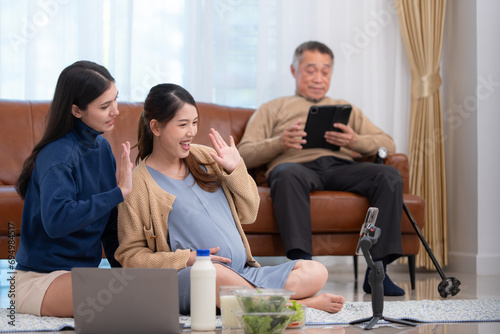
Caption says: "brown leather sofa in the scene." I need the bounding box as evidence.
[0,100,424,287]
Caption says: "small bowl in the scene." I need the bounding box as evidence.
[235,310,294,334]
[233,288,294,313]
[286,304,307,329]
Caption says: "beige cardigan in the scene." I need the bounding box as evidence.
[115,144,260,269]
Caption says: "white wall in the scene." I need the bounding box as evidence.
[476,0,500,275]
[442,0,500,275]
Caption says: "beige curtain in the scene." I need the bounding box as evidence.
[395,0,448,269]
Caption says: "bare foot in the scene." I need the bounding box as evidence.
[294,293,345,313]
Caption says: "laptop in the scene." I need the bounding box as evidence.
[72,267,182,334]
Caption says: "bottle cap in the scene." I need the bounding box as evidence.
[196,249,210,256]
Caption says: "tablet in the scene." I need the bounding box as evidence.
[302,104,352,151]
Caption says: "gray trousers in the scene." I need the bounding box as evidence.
[267,156,403,262]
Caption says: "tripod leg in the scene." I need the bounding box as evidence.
[353,255,358,281]
[383,317,417,327]
[404,203,461,297]
[408,254,416,290]
[349,317,373,325]
[403,203,447,280]
[364,316,382,330]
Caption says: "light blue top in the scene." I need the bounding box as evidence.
[147,166,296,314]
[148,166,248,270]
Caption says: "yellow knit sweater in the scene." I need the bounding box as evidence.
[115,144,260,269]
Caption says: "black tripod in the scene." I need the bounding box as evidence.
[375,147,461,298]
[350,222,416,330]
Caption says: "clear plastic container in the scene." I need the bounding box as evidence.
[285,303,307,329]
[235,310,295,334]
[219,285,247,329]
[233,288,294,313]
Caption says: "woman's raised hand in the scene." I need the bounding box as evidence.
[208,128,241,174]
[117,141,133,197]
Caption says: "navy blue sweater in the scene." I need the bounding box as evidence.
[16,120,124,273]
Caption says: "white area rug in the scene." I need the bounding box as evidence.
[305,299,500,325]
[1,299,499,332]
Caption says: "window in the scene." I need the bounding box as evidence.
[0,0,410,150]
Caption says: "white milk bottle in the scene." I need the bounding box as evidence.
[190,249,216,331]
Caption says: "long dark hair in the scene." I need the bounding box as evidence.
[15,61,115,199]
[137,83,221,192]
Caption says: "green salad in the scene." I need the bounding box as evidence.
[286,301,306,328]
[240,313,292,334]
[238,295,288,313]
[235,289,292,313]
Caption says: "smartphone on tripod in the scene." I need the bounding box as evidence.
[356,207,379,255]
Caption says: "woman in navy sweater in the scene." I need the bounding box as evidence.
[14,61,133,317]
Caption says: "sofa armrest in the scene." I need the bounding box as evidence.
[248,166,269,187]
[384,153,410,194]
[354,153,410,194]
[353,153,377,163]
[0,186,23,258]
[0,186,23,232]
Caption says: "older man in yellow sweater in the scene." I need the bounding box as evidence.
[237,41,405,296]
